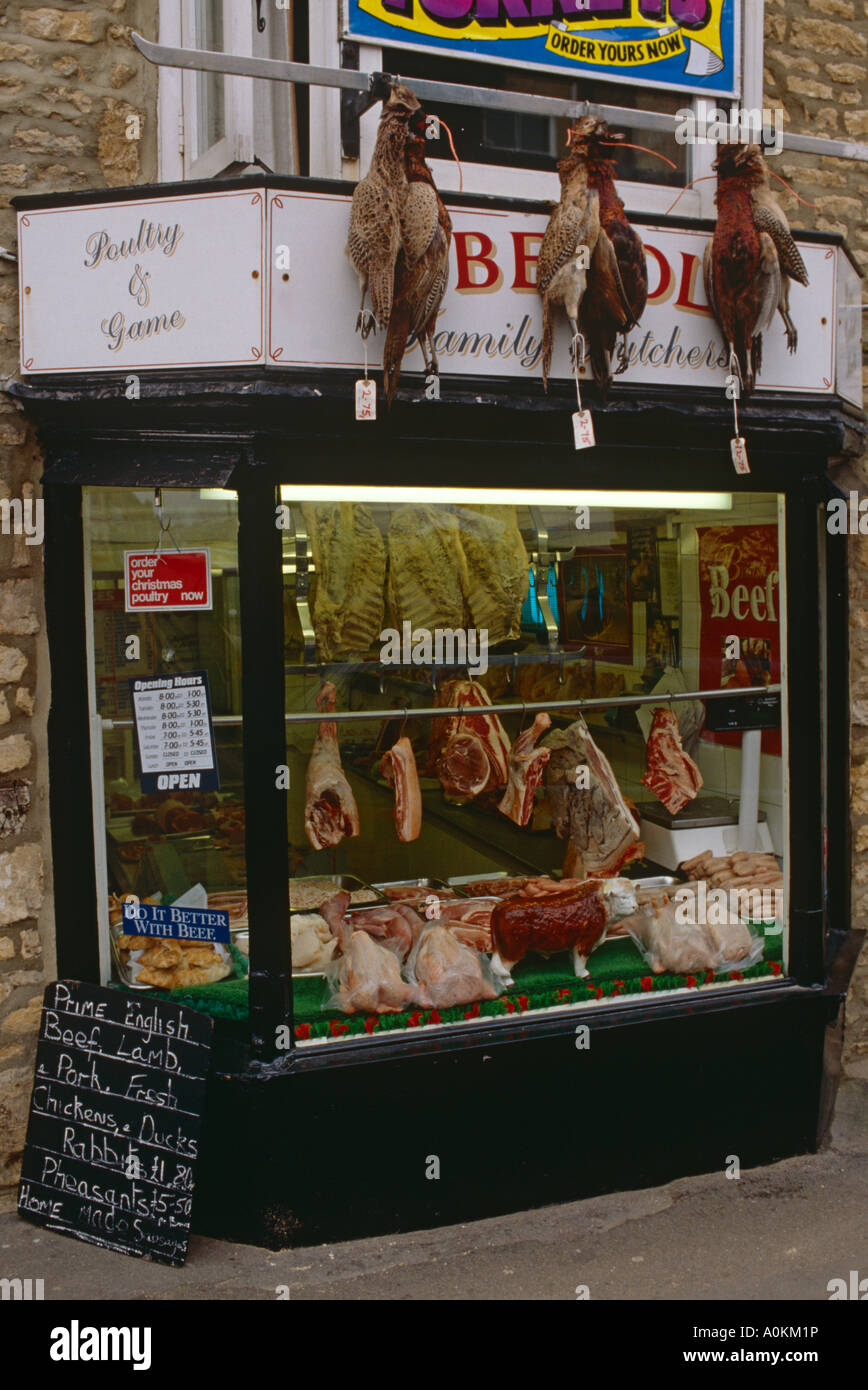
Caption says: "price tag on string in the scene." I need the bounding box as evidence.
[727,352,750,474]
[355,335,377,421]
[731,436,750,474]
[571,333,595,451]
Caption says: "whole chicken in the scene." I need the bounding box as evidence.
[538,116,644,391]
[346,82,421,338]
[384,107,453,405]
[331,927,427,1015]
[412,925,496,1009]
[703,142,809,394]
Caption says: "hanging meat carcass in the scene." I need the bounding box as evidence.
[304,683,361,851]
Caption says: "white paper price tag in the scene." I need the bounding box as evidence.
[731,436,750,474]
[572,410,596,451]
[355,378,377,421]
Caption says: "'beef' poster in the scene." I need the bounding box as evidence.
[697,526,782,757]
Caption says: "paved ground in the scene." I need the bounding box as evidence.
[2,1080,866,1302]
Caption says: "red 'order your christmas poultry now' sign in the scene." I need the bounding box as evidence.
[124,550,213,613]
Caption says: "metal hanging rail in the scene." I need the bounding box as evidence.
[131,32,868,164]
[101,682,780,731]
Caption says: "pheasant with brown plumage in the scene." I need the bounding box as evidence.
[538,117,646,392]
[703,142,809,394]
[384,107,452,405]
[346,82,421,338]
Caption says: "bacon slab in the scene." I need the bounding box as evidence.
[380,736,423,841]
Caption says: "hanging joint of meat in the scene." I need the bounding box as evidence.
[304,682,361,851]
[346,82,421,338]
[641,707,703,817]
[703,142,809,394]
[498,712,551,827]
[543,715,640,877]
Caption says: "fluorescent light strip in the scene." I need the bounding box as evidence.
[279,486,734,510]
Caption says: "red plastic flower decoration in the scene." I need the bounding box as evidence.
[329,1019,348,1037]
[295,1024,311,1041]
[770,962,782,976]
[428,1009,442,1025]
[464,1002,480,1020]
[641,977,653,992]
[686,975,697,988]
[408,1011,421,1027]
[517,995,529,1011]
[364,1017,378,1034]
[505,999,515,1013]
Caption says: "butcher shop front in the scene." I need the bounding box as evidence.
[12,172,864,1247]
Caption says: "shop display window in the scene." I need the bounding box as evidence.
[279,486,788,1046]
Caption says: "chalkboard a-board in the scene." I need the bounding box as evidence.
[18,981,213,1267]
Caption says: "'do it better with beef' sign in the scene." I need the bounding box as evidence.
[345,0,740,98]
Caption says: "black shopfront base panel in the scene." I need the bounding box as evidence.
[192,985,836,1250]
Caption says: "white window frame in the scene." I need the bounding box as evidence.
[159,0,255,182]
[325,0,763,221]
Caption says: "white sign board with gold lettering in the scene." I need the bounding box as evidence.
[267,190,845,398]
[18,190,264,374]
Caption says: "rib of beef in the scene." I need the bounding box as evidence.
[543,715,640,876]
[641,707,703,815]
[304,682,361,851]
[498,712,552,826]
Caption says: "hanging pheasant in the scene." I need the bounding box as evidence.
[346,82,421,339]
[384,107,453,406]
[703,142,809,394]
[538,116,647,392]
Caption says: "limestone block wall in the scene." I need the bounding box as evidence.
[0,0,157,1200]
[761,0,868,1083]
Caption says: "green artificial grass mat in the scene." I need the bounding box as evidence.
[128,928,785,1038]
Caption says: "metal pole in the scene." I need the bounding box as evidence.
[103,682,781,730]
[131,32,868,164]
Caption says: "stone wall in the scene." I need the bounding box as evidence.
[0,0,157,1202]
[762,0,868,1086]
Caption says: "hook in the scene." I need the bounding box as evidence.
[432,665,438,694]
[519,701,529,735]
[379,668,385,696]
[558,652,565,686]
[398,708,409,742]
[510,652,518,690]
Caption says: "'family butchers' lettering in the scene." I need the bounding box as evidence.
[83,220,187,354]
[376,2,713,25]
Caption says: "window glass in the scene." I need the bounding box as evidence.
[281,488,787,1047]
[84,487,248,994]
[193,0,226,157]
[382,48,686,185]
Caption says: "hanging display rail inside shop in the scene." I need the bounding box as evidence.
[9,40,865,1240]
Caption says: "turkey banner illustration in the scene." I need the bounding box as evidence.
[345,0,740,98]
[697,525,782,756]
